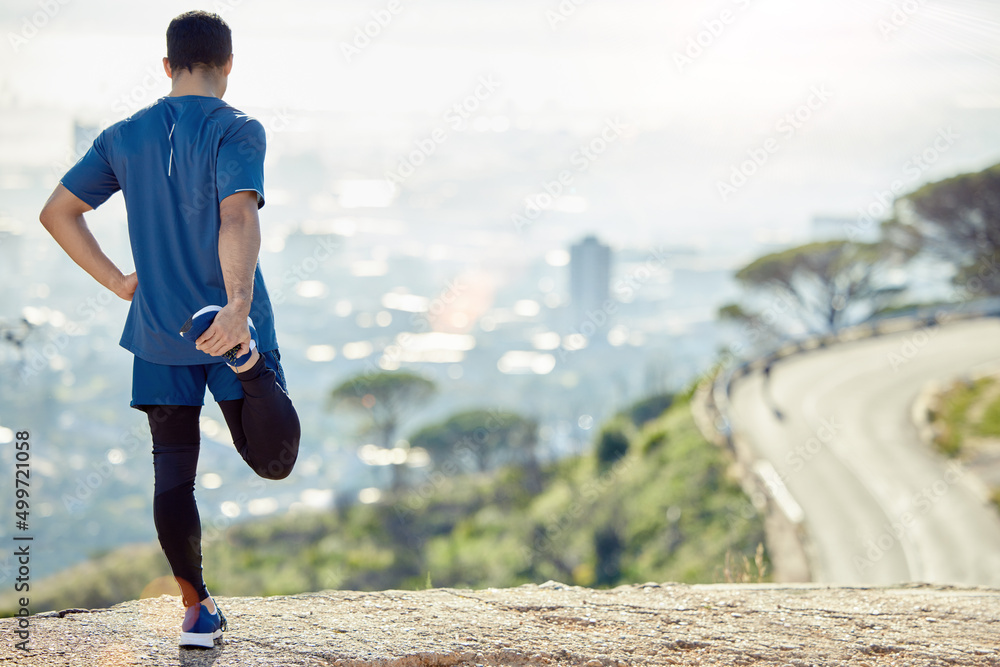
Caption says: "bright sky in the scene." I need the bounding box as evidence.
[2,0,1000,245]
[2,1,997,116]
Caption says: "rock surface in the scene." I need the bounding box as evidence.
[2,582,998,666]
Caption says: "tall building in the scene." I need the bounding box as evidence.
[569,235,612,334]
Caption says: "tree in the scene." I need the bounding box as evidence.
[0,318,36,380]
[718,301,785,350]
[887,163,1000,295]
[733,240,906,335]
[595,422,630,472]
[621,393,673,428]
[593,523,624,586]
[0,318,33,350]
[328,370,436,490]
[409,409,539,475]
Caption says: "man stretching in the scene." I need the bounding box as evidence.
[39,11,300,649]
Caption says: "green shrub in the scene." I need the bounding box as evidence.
[623,393,674,427]
[6,392,766,613]
[595,423,630,471]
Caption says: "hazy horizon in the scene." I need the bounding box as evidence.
[3,0,1000,250]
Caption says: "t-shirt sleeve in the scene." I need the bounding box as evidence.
[60,129,121,209]
[217,118,266,209]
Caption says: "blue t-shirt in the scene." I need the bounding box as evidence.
[61,95,278,366]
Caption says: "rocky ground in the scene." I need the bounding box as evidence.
[1,582,997,666]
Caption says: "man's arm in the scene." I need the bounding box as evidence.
[39,184,136,301]
[195,190,261,357]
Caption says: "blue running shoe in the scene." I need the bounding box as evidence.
[179,600,226,648]
[179,305,258,368]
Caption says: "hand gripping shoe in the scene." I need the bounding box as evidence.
[179,305,258,368]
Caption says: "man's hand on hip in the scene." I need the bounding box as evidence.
[196,302,251,357]
[114,272,138,301]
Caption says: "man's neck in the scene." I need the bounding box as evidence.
[169,84,219,98]
[169,72,223,98]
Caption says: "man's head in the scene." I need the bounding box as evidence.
[164,11,234,97]
[166,11,232,73]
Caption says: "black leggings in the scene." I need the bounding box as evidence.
[141,354,300,607]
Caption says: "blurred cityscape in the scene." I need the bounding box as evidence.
[0,108,749,580]
[2,0,1000,586]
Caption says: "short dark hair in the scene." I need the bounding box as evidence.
[166,11,232,73]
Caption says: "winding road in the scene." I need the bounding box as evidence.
[729,317,1000,585]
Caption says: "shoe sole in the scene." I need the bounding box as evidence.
[179,305,223,336]
[179,628,223,648]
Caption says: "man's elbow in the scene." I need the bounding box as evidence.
[219,206,261,232]
[38,203,57,231]
[219,191,262,229]
[39,186,83,232]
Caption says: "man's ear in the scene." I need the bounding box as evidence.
[162,57,173,80]
[223,53,233,76]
